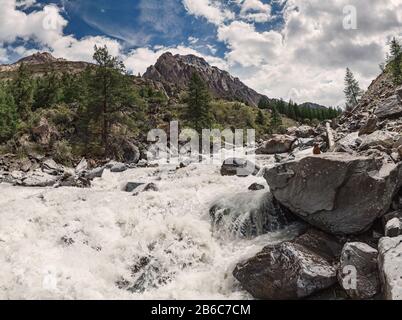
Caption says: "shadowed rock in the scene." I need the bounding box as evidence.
[264,153,402,235]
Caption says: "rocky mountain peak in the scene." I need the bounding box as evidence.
[14,52,64,65]
[143,52,267,107]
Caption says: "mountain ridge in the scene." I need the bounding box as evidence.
[143,52,267,107]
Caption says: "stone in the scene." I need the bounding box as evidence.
[264,153,402,235]
[110,163,127,173]
[122,141,140,164]
[359,131,397,151]
[378,236,402,300]
[20,171,60,187]
[143,183,158,192]
[375,95,402,119]
[248,183,265,191]
[84,167,105,180]
[125,182,145,193]
[233,236,337,299]
[75,158,88,174]
[256,135,297,155]
[359,116,378,136]
[338,242,380,299]
[383,211,402,227]
[41,159,63,176]
[334,132,360,153]
[220,158,260,177]
[385,218,402,237]
[209,191,296,238]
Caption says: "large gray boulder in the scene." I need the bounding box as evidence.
[334,132,360,153]
[20,171,60,187]
[233,229,339,299]
[264,153,402,235]
[220,158,260,177]
[256,135,297,155]
[209,191,295,238]
[359,131,397,151]
[375,95,402,119]
[338,242,380,299]
[378,236,402,300]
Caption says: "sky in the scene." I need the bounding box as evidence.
[0,0,402,106]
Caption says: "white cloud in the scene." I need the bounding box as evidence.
[182,0,234,25]
[214,0,402,106]
[237,0,272,22]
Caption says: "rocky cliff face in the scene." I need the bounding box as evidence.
[0,52,91,79]
[143,52,267,107]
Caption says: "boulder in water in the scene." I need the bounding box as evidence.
[264,153,402,235]
[125,182,145,193]
[84,167,105,180]
[233,229,339,299]
[378,236,402,300]
[338,242,380,299]
[209,191,296,238]
[110,162,127,173]
[220,158,260,177]
[256,135,297,155]
[20,171,60,187]
[248,183,265,191]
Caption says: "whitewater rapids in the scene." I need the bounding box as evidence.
[0,157,302,300]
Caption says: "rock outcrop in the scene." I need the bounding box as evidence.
[264,153,402,235]
[233,229,340,299]
[143,52,266,107]
[378,236,402,300]
[210,191,296,238]
[338,242,380,299]
[256,135,297,155]
[220,158,260,177]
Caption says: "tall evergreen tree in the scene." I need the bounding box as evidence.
[256,109,265,126]
[0,84,18,143]
[344,68,362,111]
[270,106,282,131]
[185,72,212,133]
[388,37,402,85]
[12,63,34,120]
[87,45,135,155]
[33,69,62,109]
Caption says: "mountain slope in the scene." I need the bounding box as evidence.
[0,52,91,80]
[143,52,266,107]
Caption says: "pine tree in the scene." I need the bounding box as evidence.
[0,84,18,143]
[270,106,282,131]
[388,37,402,85]
[185,72,213,133]
[344,68,362,111]
[12,63,34,120]
[256,109,265,126]
[86,45,135,155]
[33,69,62,109]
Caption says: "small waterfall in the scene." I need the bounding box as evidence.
[210,191,296,239]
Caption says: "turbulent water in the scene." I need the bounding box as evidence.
[0,156,303,300]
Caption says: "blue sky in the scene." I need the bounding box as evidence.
[1,0,402,106]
